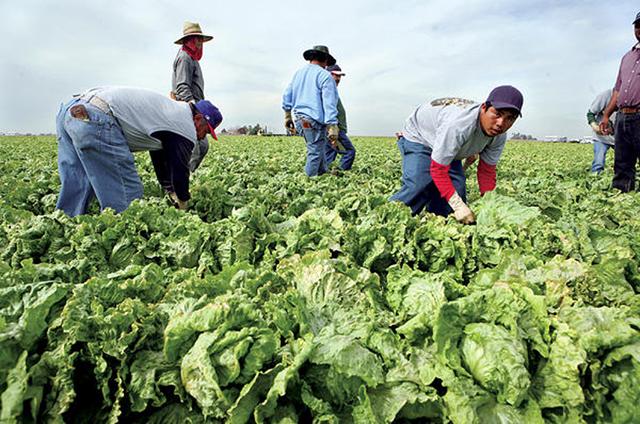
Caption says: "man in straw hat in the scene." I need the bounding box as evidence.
[171,21,214,172]
[55,86,222,216]
[282,45,340,176]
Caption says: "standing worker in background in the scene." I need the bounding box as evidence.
[600,12,640,192]
[282,45,340,176]
[325,64,356,171]
[390,86,523,224]
[55,86,222,216]
[587,89,615,174]
[171,21,214,172]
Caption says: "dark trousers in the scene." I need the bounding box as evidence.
[612,112,640,192]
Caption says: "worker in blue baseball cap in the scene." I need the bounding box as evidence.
[55,86,222,216]
[390,85,523,224]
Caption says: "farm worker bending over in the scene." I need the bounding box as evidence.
[170,21,214,172]
[282,45,340,176]
[600,11,640,192]
[55,86,222,217]
[587,89,615,174]
[325,64,356,171]
[390,85,523,224]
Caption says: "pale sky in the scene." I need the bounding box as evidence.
[0,0,638,138]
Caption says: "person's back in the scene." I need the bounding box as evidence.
[403,98,505,166]
[284,64,336,124]
[90,86,196,151]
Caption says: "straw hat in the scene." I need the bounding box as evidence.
[174,21,213,45]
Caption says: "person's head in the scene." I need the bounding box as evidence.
[192,101,222,140]
[174,21,213,45]
[634,12,640,42]
[479,85,523,137]
[303,45,336,67]
[326,64,346,85]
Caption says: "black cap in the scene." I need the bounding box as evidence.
[633,11,640,25]
[303,45,336,66]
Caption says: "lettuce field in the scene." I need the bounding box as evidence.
[1,135,639,423]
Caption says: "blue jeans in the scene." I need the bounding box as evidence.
[389,137,466,216]
[591,140,612,173]
[295,115,328,176]
[56,98,143,216]
[326,130,356,170]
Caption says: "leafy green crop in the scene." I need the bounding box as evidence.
[0,135,639,423]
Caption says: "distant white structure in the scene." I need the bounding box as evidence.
[579,136,594,144]
[544,135,568,143]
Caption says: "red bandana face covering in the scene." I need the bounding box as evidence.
[182,37,203,61]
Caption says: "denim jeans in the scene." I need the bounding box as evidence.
[591,140,612,173]
[295,115,328,176]
[389,137,467,216]
[326,130,356,170]
[612,112,640,192]
[56,98,143,216]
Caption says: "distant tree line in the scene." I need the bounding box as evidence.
[220,124,272,136]
[511,132,536,140]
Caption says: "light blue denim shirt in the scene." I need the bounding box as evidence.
[282,64,339,125]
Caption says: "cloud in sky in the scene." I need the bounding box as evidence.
[0,0,638,139]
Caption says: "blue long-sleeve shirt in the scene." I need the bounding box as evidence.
[282,64,339,125]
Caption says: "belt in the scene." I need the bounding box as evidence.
[620,107,640,114]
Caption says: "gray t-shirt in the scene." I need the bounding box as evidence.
[86,86,198,152]
[402,98,506,166]
[588,89,615,146]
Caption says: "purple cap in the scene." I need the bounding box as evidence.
[485,85,523,117]
[633,11,640,25]
[194,100,223,140]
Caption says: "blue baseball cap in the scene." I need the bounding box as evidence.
[194,100,222,140]
[633,11,640,25]
[486,85,524,117]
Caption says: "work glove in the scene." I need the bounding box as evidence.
[448,191,475,224]
[169,192,189,211]
[590,122,602,135]
[327,124,340,148]
[284,111,296,135]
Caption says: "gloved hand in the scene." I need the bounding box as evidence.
[284,111,296,135]
[590,122,602,135]
[169,192,188,210]
[327,124,339,147]
[448,192,475,224]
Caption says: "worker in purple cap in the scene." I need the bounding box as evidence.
[390,86,523,224]
[600,11,640,192]
[55,86,222,216]
[325,64,356,171]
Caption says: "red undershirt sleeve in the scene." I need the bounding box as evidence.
[477,159,497,195]
[430,159,456,201]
